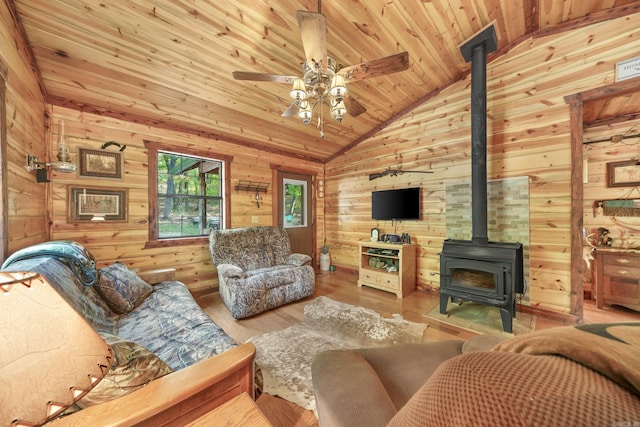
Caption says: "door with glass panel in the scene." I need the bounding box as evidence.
[277,170,314,261]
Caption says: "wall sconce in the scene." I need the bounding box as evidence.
[25,120,77,183]
[25,154,77,183]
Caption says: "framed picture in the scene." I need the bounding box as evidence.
[607,160,640,187]
[78,148,123,179]
[69,186,128,222]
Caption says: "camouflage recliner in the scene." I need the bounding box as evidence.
[209,226,315,319]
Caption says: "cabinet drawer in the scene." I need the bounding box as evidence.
[603,264,640,279]
[602,254,640,268]
[359,270,399,289]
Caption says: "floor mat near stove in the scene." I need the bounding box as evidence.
[424,301,535,337]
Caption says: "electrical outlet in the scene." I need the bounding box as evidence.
[252,216,259,224]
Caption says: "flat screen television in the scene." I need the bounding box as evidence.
[371,187,421,221]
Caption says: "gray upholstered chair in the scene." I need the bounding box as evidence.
[209,226,315,319]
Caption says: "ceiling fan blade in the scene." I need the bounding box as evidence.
[338,51,410,82]
[344,95,367,117]
[281,103,300,117]
[232,71,296,84]
[296,10,327,71]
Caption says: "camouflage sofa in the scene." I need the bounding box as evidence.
[209,226,315,319]
[1,240,238,411]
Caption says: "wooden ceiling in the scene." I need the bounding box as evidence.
[9,0,640,162]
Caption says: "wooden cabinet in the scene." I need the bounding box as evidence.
[358,242,417,298]
[593,249,640,312]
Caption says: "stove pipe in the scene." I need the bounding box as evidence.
[460,24,498,246]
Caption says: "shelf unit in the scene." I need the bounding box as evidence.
[358,241,417,298]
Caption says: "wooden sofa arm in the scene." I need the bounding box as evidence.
[54,343,256,427]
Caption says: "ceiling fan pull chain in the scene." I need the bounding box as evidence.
[319,102,325,138]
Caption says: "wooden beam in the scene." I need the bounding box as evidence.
[564,93,584,321]
[584,111,640,129]
[2,0,47,99]
[576,77,640,103]
[524,0,540,34]
[0,58,7,262]
[533,3,640,38]
[48,96,326,163]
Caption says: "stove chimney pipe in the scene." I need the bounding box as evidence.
[459,23,498,245]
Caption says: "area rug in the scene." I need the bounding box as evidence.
[247,296,428,413]
[424,301,535,337]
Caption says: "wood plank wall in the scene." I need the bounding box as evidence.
[0,0,48,253]
[325,13,640,315]
[2,0,639,318]
[46,106,324,294]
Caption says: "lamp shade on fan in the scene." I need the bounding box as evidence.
[0,271,112,426]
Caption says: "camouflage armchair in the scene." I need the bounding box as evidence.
[209,226,315,319]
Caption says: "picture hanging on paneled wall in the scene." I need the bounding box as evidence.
[78,148,123,179]
[68,186,128,222]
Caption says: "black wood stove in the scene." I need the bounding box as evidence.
[439,24,525,333]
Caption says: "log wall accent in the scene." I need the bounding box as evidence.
[0,0,48,254]
[47,106,323,294]
[325,13,640,315]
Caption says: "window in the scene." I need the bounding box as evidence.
[283,178,307,228]
[145,141,231,247]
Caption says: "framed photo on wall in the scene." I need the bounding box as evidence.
[69,186,128,222]
[78,148,123,179]
[607,160,640,187]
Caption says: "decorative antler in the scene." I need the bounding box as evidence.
[100,141,127,151]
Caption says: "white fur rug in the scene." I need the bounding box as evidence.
[247,296,428,413]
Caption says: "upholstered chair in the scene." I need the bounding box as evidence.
[209,226,315,319]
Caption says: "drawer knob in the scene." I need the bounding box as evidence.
[618,269,629,275]
[615,258,631,264]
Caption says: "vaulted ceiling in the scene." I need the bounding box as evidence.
[9,0,640,162]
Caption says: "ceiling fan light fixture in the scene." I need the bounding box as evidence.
[331,99,346,122]
[298,101,312,124]
[329,74,346,98]
[233,7,410,138]
[290,78,307,102]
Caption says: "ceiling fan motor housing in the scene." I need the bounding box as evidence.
[303,56,338,96]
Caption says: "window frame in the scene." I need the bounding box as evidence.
[144,140,232,249]
[282,178,308,228]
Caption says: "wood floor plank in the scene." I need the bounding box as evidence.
[196,268,640,427]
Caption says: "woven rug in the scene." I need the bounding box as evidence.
[247,296,428,413]
[424,301,535,337]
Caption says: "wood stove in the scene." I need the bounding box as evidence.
[440,239,523,333]
[439,23,525,333]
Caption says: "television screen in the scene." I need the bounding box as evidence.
[372,187,421,220]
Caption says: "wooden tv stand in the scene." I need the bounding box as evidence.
[358,242,417,298]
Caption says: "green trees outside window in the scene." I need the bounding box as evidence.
[283,179,306,227]
[157,152,224,238]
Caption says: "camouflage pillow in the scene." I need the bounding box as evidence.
[76,333,173,408]
[96,262,153,314]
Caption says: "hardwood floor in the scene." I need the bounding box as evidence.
[196,268,640,427]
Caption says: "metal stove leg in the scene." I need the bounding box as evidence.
[440,293,449,314]
[499,306,513,333]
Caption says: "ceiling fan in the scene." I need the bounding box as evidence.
[232,2,409,137]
